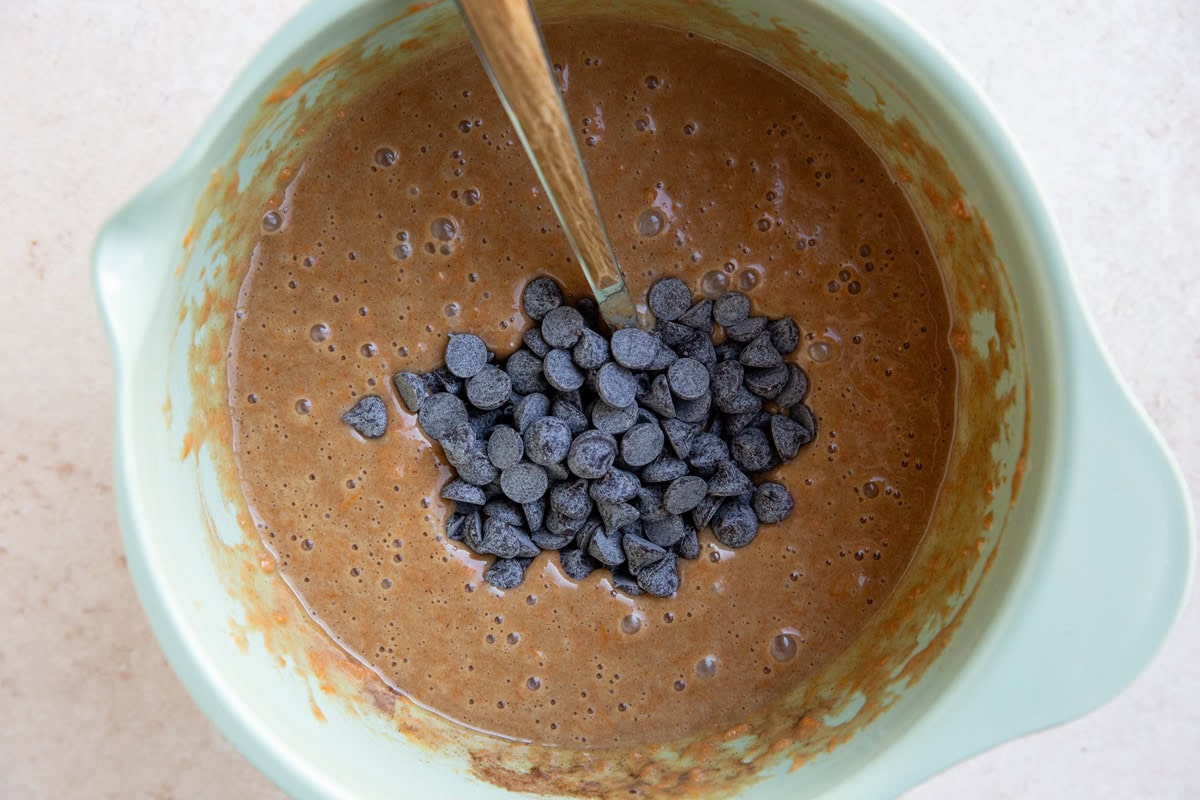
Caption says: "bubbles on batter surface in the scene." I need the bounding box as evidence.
[635,208,665,238]
[769,633,797,662]
[432,216,457,241]
[295,398,311,415]
[700,270,729,298]
[694,656,718,679]
[619,614,642,635]
[808,341,834,362]
[309,323,329,343]
[374,147,397,167]
[261,210,283,233]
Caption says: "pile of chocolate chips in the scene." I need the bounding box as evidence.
[341,277,816,597]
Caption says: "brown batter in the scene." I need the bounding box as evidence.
[228,20,955,748]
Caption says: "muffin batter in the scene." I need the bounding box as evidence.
[228,20,956,748]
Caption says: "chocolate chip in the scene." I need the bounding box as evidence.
[644,514,690,548]
[437,423,477,465]
[592,361,636,408]
[392,372,428,413]
[724,315,768,343]
[486,425,523,470]
[713,292,750,326]
[661,418,699,459]
[574,516,602,551]
[714,342,741,362]
[611,328,659,369]
[640,454,688,483]
[442,479,486,506]
[710,359,743,403]
[622,533,667,576]
[663,475,708,514]
[541,305,585,349]
[512,392,550,433]
[753,482,793,524]
[641,374,676,418]
[522,326,551,357]
[648,336,679,370]
[523,416,572,465]
[768,316,800,353]
[523,496,547,530]
[775,364,810,408]
[745,364,788,398]
[466,365,512,410]
[597,500,640,535]
[707,459,753,497]
[550,478,593,519]
[522,276,563,321]
[667,358,710,400]
[656,319,698,349]
[460,511,485,551]
[567,429,618,479]
[712,501,758,548]
[445,333,488,378]
[480,517,537,559]
[739,332,783,368]
[545,507,583,536]
[688,433,729,476]
[587,526,627,566]
[418,392,467,439]
[677,299,714,335]
[555,388,583,408]
[483,497,524,525]
[714,385,762,416]
[724,410,759,437]
[790,403,818,443]
[589,467,641,504]
[544,461,570,482]
[559,547,598,580]
[691,494,722,530]
[428,366,464,396]
[446,513,467,541]
[636,485,669,522]
[484,557,527,589]
[675,528,700,560]
[612,570,644,596]
[532,529,574,550]
[468,407,505,441]
[543,348,585,392]
[572,327,610,369]
[342,395,388,438]
[505,349,549,395]
[457,452,499,486]
[768,414,808,462]
[552,397,590,435]
[731,427,774,472]
[676,334,716,368]
[673,392,711,424]
[636,552,679,597]
[575,296,600,328]
[587,398,636,435]
[648,277,692,321]
[620,422,664,468]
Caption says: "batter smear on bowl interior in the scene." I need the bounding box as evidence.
[228,20,956,747]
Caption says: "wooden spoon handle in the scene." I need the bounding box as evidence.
[456,0,639,328]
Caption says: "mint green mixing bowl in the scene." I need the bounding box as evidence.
[92,1,1194,797]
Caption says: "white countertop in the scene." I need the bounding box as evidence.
[0,1,1195,797]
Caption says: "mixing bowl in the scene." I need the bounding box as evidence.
[92,0,1194,797]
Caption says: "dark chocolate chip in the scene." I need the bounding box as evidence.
[522,326,551,357]
[596,362,638,408]
[462,511,485,551]
[711,358,744,403]
[724,315,768,343]
[437,423,477,465]
[636,485,669,522]
[575,516,602,551]
[648,277,692,321]
[572,327,610,369]
[714,342,741,362]
[622,533,667,576]
[641,374,676,418]
[532,529,574,550]
[480,517,537,559]
[713,292,750,326]
[523,416,572,465]
[442,479,486,506]
[637,552,679,597]
[428,366,464,396]
[667,357,710,400]
[487,426,524,470]
[505,349,549,395]
[676,334,716,368]
[587,526,627,566]
[731,427,774,472]
[545,507,583,536]
[541,305,585,349]
[513,392,550,433]
[484,557,526,589]
[457,452,499,486]
[769,414,809,462]
[597,500,640,535]
[656,319,698,349]
[522,276,563,321]
[612,570,644,596]
[611,327,659,369]
[467,407,504,441]
[466,365,512,410]
[753,482,793,524]
[661,418,699,459]
[575,296,600,328]
[544,461,570,482]
[739,332,783,368]
[445,333,488,378]
[392,372,428,413]
[559,547,598,580]
[342,395,388,439]
[644,514,690,548]
[724,410,759,437]
[775,364,810,408]
[552,397,589,436]
[691,494,722,530]
[620,422,665,467]
[688,433,729,476]
[677,299,714,335]
[712,501,759,547]
[591,398,639,435]
[745,365,788,399]
[446,513,467,541]
[768,316,800,353]
[675,528,700,560]
[543,348,585,392]
[663,475,708,514]
[523,496,547,530]
[673,392,712,424]
[708,459,753,497]
[640,454,688,483]
[550,478,593,520]
[790,403,818,443]
[555,388,583,409]
[590,467,640,504]
[648,336,679,371]
[418,392,467,439]
[567,429,618,479]
[715,385,762,415]
[483,497,524,526]
[635,405,658,426]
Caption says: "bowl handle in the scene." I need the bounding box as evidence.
[886,326,1195,794]
[92,176,190,361]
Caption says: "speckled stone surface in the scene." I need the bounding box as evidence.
[0,1,1194,797]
